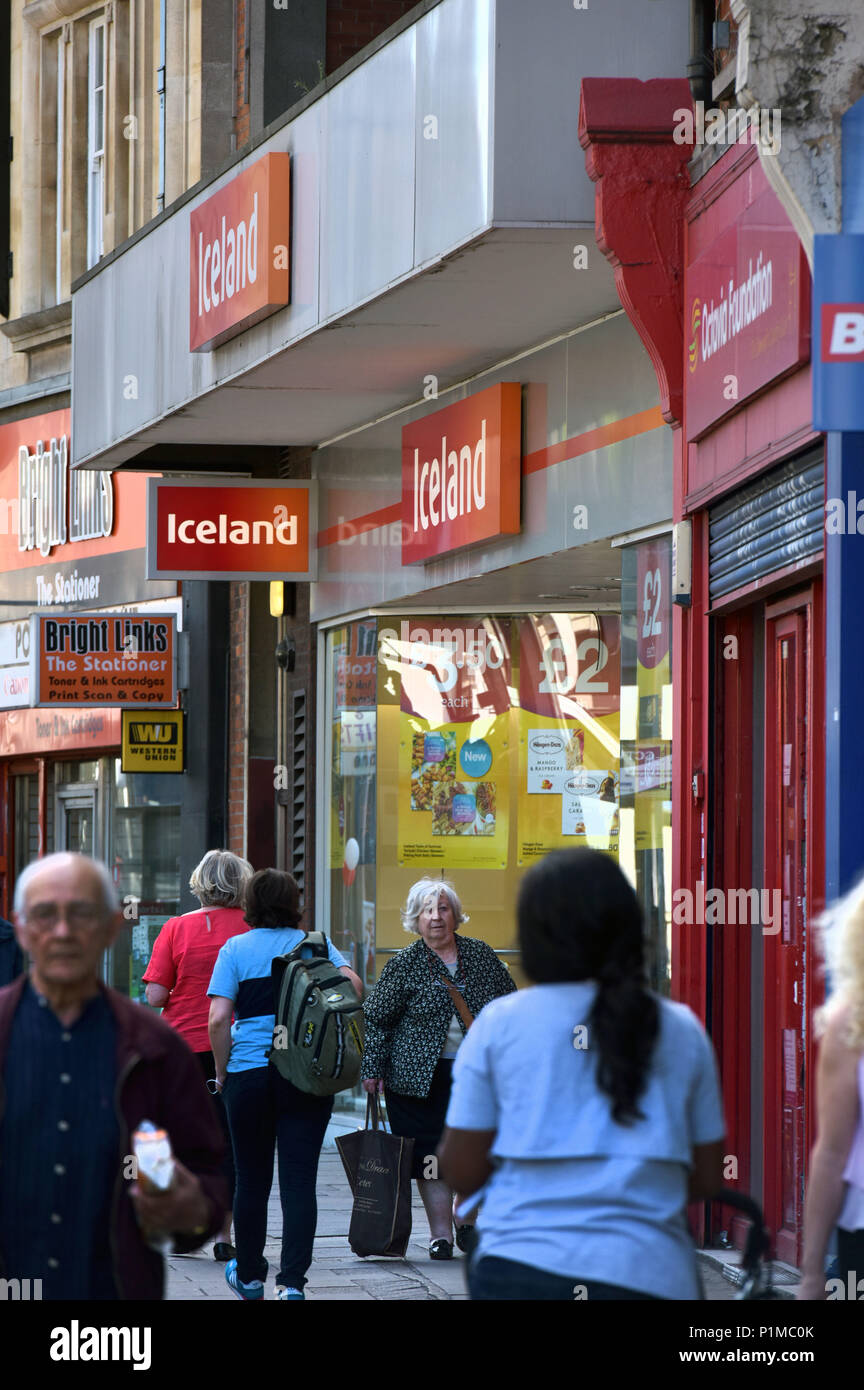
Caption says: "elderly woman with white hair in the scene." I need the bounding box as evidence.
[143,848,253,1261]
[361,877,516,1259]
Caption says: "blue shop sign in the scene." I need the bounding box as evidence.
[812,234,864,431]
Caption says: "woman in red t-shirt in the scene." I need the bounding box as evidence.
[143,849,253,1261]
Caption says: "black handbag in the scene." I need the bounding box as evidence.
[335,1094,415,1258]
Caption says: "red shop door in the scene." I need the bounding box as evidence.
[763,599,810,1267]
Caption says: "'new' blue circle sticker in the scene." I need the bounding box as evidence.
[460,739,492,778]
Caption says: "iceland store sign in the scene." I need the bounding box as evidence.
[401,383,522,565]
[812,235,864,431]
[189,152,291,352]
[146,479,317,582]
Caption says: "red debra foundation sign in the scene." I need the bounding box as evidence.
[401,383,521,564]
[146,479,316,581]
[685,179,809,441]
[190,152,290,352]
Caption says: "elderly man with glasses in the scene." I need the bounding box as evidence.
[0,852,228,1300]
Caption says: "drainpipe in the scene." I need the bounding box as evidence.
[687,0,714,105]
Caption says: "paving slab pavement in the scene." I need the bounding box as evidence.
[166,1115,797,1302]
[166,1151,469,1302]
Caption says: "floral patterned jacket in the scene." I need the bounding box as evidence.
[361,936,517,1098]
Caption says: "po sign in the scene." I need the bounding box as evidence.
[189,152,291,352]
[401,383,521,564]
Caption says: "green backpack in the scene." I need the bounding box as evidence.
[268,931,364,1096]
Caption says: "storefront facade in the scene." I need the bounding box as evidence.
[67,0,691,988]
[683,146,822,1267]
[312,323,677,991]
[0,407,230,998]
[580,79,824,1265]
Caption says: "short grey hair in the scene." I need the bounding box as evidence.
[401,877,469,935]
[13,852,120,918]
[189,850,253,908]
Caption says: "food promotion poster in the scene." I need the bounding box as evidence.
[516,614,621,864]
[634,541,672,852]
[378,618,511,869]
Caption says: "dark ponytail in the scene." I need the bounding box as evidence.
[517,848,659,1126]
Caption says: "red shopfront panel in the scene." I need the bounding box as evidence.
[763,597,812,1267]
[710,609,755,1246]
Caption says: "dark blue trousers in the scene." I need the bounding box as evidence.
[468,1254,664,1301]
[223,1065,332,1289]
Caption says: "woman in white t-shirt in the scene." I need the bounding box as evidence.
[438,847,726,1300]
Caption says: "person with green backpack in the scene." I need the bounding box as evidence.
[208,869,363,1302]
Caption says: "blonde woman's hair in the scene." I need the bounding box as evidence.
[401,877,469,935]
[815,872,864,1050]
[189,850,253,908]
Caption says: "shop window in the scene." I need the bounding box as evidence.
[107,760,183,1000]
[86,16,106,267]
[620,536,674,994]
[13,775,39,883]
[323,613,623,994]
[57,759,100,784]
[324,620,378,989]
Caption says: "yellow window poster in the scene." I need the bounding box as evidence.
[634,541,672,852]
[516,614,621,864]
[378,618,511,869]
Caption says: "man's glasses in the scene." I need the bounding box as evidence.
[25,902,106,932]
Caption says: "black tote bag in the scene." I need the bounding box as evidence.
[335,1094,414,1258]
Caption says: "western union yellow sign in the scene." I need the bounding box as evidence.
[121,710,185,773]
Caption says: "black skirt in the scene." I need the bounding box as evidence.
[384,1059,454,1181]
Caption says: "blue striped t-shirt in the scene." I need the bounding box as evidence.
[208,929,348,1073]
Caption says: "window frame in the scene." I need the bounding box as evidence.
[86,14,107,268]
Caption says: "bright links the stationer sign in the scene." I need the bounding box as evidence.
[145,479,316,581]
[401,383,522,564]
[189,152,291,352]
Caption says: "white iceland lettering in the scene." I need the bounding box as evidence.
[412,419,487,535]
[166,505,297,546]
[197,192,259,319]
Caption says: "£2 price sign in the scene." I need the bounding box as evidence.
[517,615,621,865]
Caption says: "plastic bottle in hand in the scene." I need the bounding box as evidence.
[132,1119,175,1254]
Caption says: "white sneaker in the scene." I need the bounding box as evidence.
[274,1285,305,1300]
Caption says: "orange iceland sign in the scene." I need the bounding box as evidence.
[401,383,522,564]
[189,152,291,352]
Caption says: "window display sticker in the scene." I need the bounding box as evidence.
[431,781,496,837]
[561,770,618,838]
[384,618,511,868]
[526,728,585,793]
[410,729,457,809]
[516,614,620,863]
[341,709,377,776]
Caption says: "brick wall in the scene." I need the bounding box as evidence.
[326,0,420,75]
[234,0,250,149]
[227,581,249,856]
[714,0,739,77]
